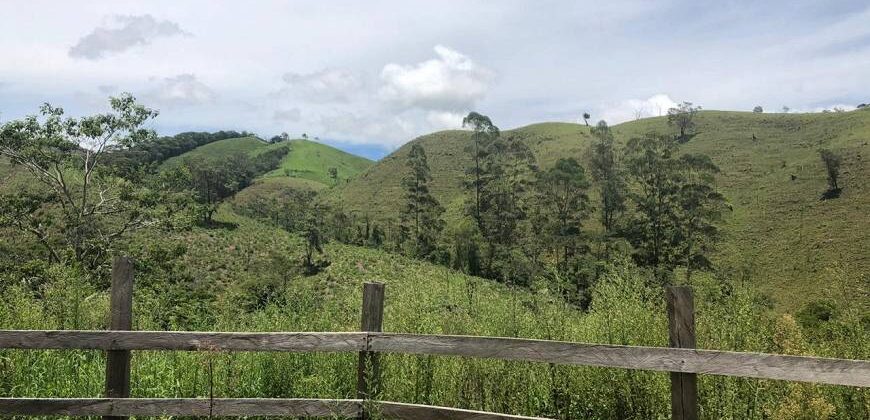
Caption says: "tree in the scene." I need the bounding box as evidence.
[400,144,444,259]
[302,213,325,274]
[301,133,309,139]
[534,158,591,272]
[753,106,764,113]
[588,121,626,233]
[183,154,255,223]
[328,167,338,185]
[819,149,842,199]
[0,94,165,270]
[477,132,538,284]
[623,133,725,280]
[462,112,499,227]
[782,106,791,113]
[667,101,701,141]
[582,112,591,126]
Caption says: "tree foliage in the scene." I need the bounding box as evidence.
[667,101,701,141]
[0,94,170,270]
[589,121,626,233]
[819,149,842,199]
[623,133,726,280]
[400,144,444,259]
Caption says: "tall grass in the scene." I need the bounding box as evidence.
[1,247,866,419]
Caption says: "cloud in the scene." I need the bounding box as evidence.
[273,108,302,122]
[69,15,188,60]
[425,111,464,129]
[379,45,495,111]
[598,94,679,124]
[280,68,363,103]
[320,111,417,147]
[145,74,216,107]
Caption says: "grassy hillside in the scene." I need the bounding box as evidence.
[161,137,373,187]
[262,139,373,185]
[336,110,870,310]
[160,136,269,169]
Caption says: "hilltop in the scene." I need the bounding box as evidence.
[335,110,870,310]
[162,137,374,187]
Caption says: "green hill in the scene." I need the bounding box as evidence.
[336,110,870,310]
[262,139,374,185]
[162,137,373,187]
[161,136,270,169]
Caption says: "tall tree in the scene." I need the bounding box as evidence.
[478,132,538,284]
[588,121,626,233]
[667,101,701,141]
[623,133,725,280]
[400,144,445,259]
[0,94,165,270]
[462,112,499,227]
[534,158,591,271]
[582,112,591,126]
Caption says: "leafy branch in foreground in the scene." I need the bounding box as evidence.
[0,94,170,271]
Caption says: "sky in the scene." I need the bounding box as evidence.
[1,1,868,160]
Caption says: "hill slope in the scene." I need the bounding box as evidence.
[336,110,870,310]
[162,137,373,187]
[262,139,374,185]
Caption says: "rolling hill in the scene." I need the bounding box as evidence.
[335,110,870,310]
[162,137,374,187]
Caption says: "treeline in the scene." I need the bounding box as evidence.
[107,130,259,175]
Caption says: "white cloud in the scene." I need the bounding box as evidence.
[280,68,363,103]
[320,111,417,147]
[379,45,495,111]
[425,111,464,129]
[598,94,679,124]
[69,15,188,60]
[145,74,216,107]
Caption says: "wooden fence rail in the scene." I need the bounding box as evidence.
[0,257,868,419]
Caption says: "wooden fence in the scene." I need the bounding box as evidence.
[0,256,867,419]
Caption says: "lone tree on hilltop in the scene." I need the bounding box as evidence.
[753,106,764,113]
[667,101,701,142]
[819,149,843,199]
[582,112,591,126]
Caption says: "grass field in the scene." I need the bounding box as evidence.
[261,139,374,185]
[334,110,870,310]
[161,137,373,187]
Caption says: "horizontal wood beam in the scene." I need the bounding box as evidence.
[378,401,551,419]
[367,334,870,387]
[1,330,867,387]
[0,330,366,352]
[0,398,362,417]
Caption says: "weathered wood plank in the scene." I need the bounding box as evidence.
[377,401,552,419]
[0,398,362,417]
[105,256,134,420]
[368,334,870,387]
[357,282,385,401]
[0,331,367,352]
[666,286,698,420]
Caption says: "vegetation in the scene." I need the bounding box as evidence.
[667,101,702,142]
[0,95,868,419]
[819,149,842,199]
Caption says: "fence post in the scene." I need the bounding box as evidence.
[356,282,385,406]
[666,286,698,420]
[104,256,133,420]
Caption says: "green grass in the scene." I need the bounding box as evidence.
[161,137,373,187]
[334,110,870,310]
[160,136,269,169]
[261,139,373,185]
